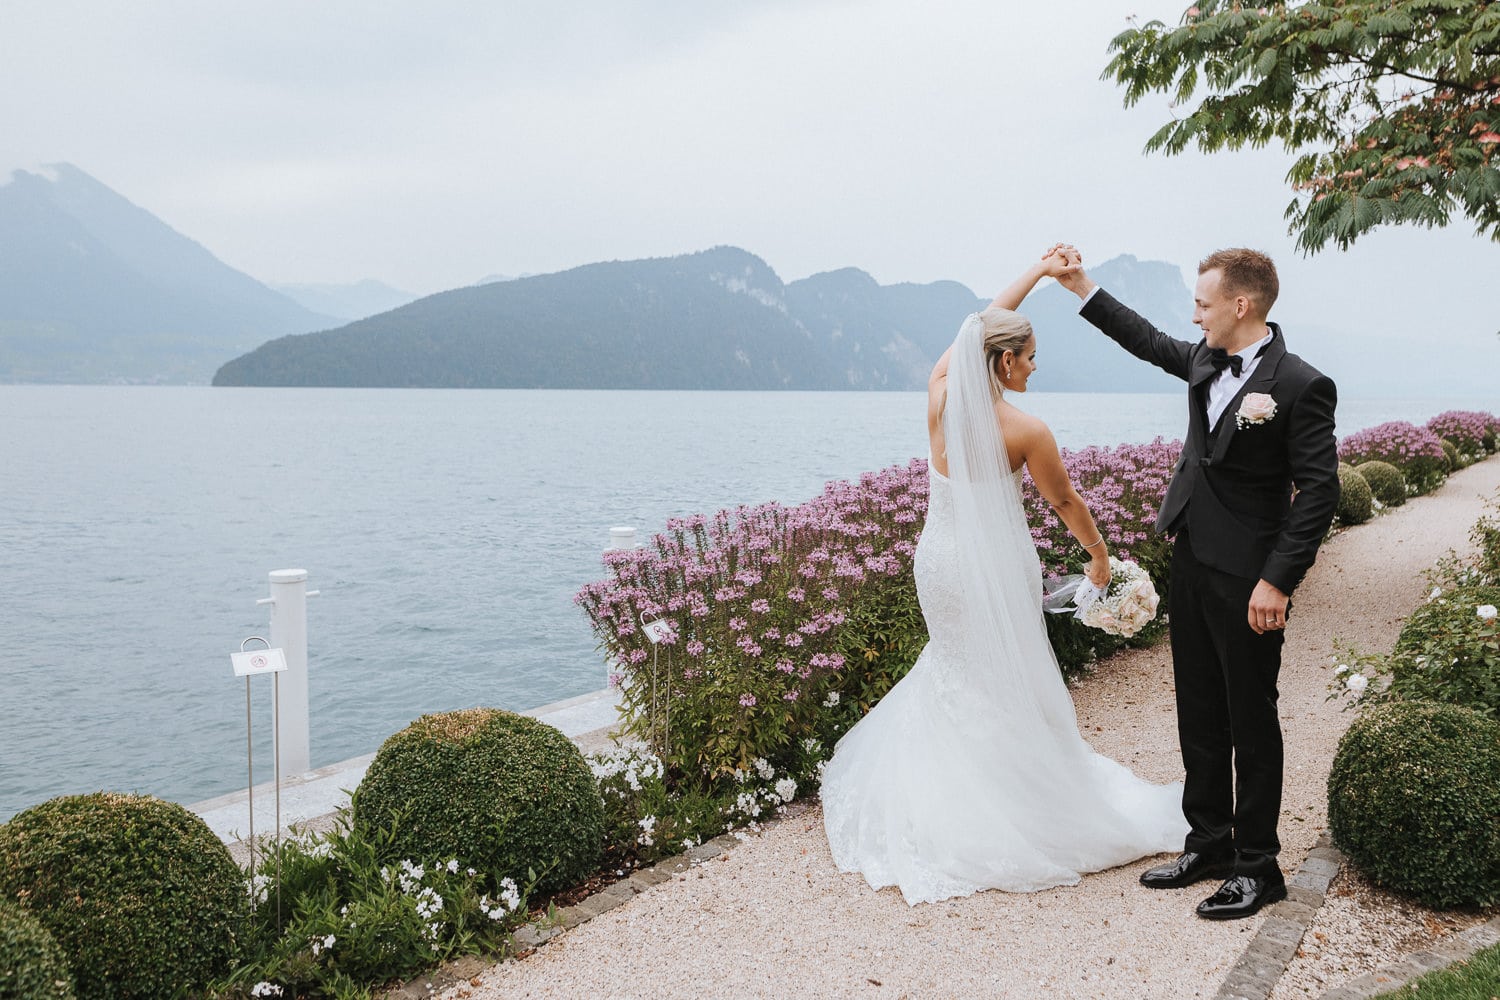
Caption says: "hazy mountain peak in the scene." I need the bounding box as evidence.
[0,163,334,383]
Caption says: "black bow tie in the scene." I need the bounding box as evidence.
[1208,349,1243,377]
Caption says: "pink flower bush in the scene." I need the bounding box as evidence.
[1427,411,1498,461]
[576,459,931,781]
[1340,421,1450,495]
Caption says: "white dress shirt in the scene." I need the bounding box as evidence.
[1076,286,1272,428]
[1206,328,1273,428]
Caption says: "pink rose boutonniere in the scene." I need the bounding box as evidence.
[1236,392,1278,430]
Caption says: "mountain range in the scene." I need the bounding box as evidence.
[213,247,1187,391]
[19,164,1460,395]
[0,164,338,383]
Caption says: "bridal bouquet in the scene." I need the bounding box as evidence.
[1043,557,1160,638]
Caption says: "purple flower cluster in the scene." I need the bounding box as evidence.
[1339,420,1448,467]
[1339,420,1452,494]
[575,459,929,776]
[1426,411,1499,457]
[1020,437,1182,578]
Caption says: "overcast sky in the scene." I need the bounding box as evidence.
[4,0,1498,352]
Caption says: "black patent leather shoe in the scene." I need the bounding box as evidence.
[1195,873,1288,920]
[1139,852,1236,889]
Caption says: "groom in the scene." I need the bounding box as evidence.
[1056,248,1339,920]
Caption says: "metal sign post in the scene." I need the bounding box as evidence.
[231,636,288,928]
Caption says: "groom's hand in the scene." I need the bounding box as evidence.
[1050,245,1097,300]
[1247,579,1290,634]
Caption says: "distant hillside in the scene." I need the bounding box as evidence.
[1017,255,1188,392]
[214,248,1198,390]
[273,279,418,322]
[0,164,336,383]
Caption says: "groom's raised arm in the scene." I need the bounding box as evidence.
[1058,267,1195,382]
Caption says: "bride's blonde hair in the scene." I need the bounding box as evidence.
[979,307,1033,396]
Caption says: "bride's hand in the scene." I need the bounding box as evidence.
[1038,244,1082,278]
[1086,551,1111,589]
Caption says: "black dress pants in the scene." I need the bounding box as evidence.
[1168,529,1285,877]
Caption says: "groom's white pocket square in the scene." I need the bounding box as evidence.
[1235,392,1277,430]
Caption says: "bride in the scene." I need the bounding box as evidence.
[821,247,1187,904]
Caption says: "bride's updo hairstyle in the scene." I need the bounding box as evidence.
[978,307,1033,396]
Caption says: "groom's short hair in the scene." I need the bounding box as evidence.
[1199,249,1279,316]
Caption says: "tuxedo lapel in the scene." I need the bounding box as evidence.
[1208,328,1286,466]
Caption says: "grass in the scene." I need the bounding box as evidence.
[1373,940,1500,999]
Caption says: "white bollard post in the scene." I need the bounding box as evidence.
[263,569,315,775]
[608,526,637,551]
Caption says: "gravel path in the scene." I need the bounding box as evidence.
[442,458,1500,1000]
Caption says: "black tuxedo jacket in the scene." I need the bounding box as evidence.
[1081,289,1339,595]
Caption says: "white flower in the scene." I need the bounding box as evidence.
[823,691,840,708]
[1236,392,1278,429]
[499,877,522,913]
[1477,604,1498,621]
[637,814,657,846]
[250,983,284,998]
[1346,673,1369,693]
[310,933,336,957]
[1333,664,1348,675]
[753,757,775,780]
[775,777,798,803]
[1430,587,1443,600]
[245,874,272,905]
[682,837,697,849]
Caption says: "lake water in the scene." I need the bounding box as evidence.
[1,386,1493,821]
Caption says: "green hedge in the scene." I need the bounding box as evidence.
[0,898,75,1000]
[1328,701,1500,908]
[1388,585,1500,718]
[1355,460,1406,507]
[0,793,241,1000]
[1335,464,1374,525]
[354,708,603,896]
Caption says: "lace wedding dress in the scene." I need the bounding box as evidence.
[821,314,1186,905]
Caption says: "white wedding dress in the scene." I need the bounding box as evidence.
[821,314,1187,905]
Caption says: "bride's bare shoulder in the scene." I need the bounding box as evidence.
[998,402,1051,445]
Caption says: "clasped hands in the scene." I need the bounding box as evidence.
[1037,243,1094,297]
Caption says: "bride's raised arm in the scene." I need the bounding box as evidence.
[988,244,1082,311]
[930,245,1080,389]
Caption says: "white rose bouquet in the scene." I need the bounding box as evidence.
[1044,557,1160,638]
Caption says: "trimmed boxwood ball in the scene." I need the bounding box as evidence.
[1439,438,1460,470]
[0,793,242,1000]
[1354,460,1406,507]
[1335,464,1373,525]
[0,898,75,1000]
[1328,701,1500,908]
[355,708,603,896]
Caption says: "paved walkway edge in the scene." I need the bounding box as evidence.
[1316,916,1500,1000]
[1216,835,1347,1000]
[377,813,803,999]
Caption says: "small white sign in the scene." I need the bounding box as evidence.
[231,648,288,677]
[642,619,673,644]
